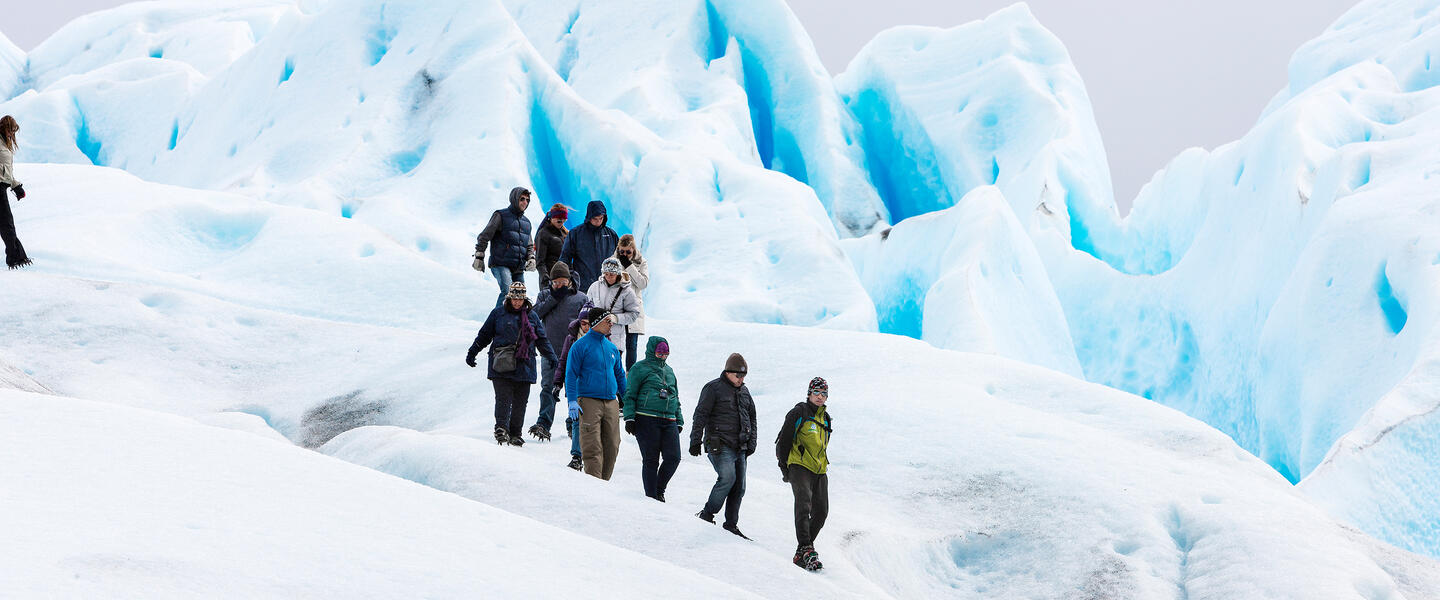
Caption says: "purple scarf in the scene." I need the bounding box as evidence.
[516,305,539,358]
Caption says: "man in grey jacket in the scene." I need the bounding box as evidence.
[529,262,590,440]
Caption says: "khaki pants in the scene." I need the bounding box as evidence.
[579,397,620,480]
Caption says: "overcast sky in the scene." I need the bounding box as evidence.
[7,1,1356,212]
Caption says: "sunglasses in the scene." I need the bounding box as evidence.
[618,250,633,256]
[812,391,828,397]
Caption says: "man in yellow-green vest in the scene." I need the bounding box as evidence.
[775,377,832,572]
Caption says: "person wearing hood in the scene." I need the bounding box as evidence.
[535,204,569,289]
[622,336,682,502]
[689,353,758,540]
[584,258,641,365]
[473,186,538,307]
[466,281,557,446]
[559,200,618,292]
[553,304,594,470]
[776,377,834,571]
[613,234,649,371]
[565,307,627,480]
[528,261,590,442]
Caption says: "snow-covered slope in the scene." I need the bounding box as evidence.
[0,390,754,598]
[3,0,1440,575]
[5,168,1440,597]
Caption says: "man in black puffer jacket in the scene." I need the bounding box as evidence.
[690,353,758,539]
[474,187,538,308]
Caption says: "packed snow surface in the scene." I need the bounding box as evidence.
[2,0,1440,589]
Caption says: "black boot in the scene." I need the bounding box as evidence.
[696,511,715,524]
[494,427,508,445]
[567,456,582,470]
[723,523,751,540]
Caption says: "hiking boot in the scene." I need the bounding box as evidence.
[696,511,715,524]
[567,456,583,471]
[508,433,525,447]
[655,492,666,503]
[493,427,508,445]
[528,424,550,441]
[723,523,752,540]
[794,545,822,571]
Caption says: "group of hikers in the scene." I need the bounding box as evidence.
[464,187,833,571]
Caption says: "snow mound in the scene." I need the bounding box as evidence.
[0,390,752,598]
[0,0,877,331]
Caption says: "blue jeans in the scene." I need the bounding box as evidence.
[703,446,747,527]
[490,266,522,307]
[536,356,559,431]
[634,415,681,499]
[568,415,581,458]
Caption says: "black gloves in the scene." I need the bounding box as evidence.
[689,443,702,457]
[12,185,24,200]
[624,420,636,435]
[618,254,632,268]
[466,355,477,368]
[780,465,790,483]
[677,426,683,435]
[745,447,755,457]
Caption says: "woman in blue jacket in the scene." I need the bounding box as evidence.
[467,281,558,446]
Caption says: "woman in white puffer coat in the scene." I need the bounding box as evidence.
[585,257,642,368]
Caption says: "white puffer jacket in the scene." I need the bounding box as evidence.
[585,277,642,350]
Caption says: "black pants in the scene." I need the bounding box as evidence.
[634,415,681,499]
[788,464,829,547]
[0,185,27,267]
[492,379,531,437]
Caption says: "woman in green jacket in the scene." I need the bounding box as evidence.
[776,377,832,571]
[622,336,682,502]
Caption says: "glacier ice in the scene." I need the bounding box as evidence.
[1,0,1439,573]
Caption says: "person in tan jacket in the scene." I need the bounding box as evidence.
[613,234,649,370]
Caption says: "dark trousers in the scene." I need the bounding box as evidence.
[625,332,641,371]
[535,355,558,431]
[788,464,829,547]
[492,379,530,437]
[702,447,747,527]
[634,415,680,499]
[0,185,28,267]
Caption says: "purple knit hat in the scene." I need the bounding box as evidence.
[655,341,670,356]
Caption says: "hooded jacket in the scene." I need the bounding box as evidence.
[559,200,618,290]
[564,327,627,403]
[584,277,640,350]
[613,246,649,335]
[622,336,682,424]
[475,187,535,269]
[534,284,590,359]
[466,299,558,383]
[690,375,758,454]
[776,401,831,475]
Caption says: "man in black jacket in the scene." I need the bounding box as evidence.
[689,353,757,539]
